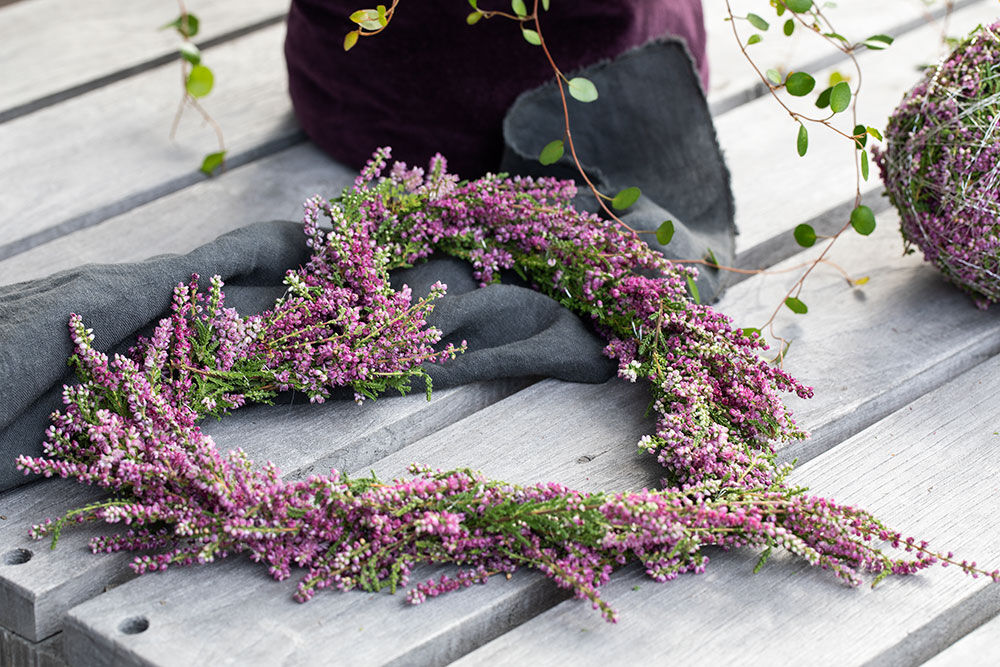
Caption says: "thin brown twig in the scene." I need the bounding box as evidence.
[528,1,640,236]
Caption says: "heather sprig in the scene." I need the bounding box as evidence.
[17,150,991,623]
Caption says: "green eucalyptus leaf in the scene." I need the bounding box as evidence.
[784,297,808,314]
[377,4,387,26]
[656,220,675,245]
[863,34,894,50]
[542,0,550,9]
[344,30,360,51]
[200,151,226,175]
[829,81,851,113]
[796,123,808,157]
[522,28,541,45]
[815,86,832,109]
[467,10,483,24]
[611,186,641,211]
[853,124,868,148]
[511,0,527,16]
[747,13,769,30]
[783,18,795,36]
[567,77,598,103]
[349,9,376,24]
[766,68,782,85]
[785,71,816,96]
[867,126,883,141]
[861,150,870,181]
[538,139,564,165]
[186,65,214,98]
[850,205,876,235]
[747,34,763,45]
[783,0,813,12]
[161,13,200,38]
[793,223,817,247]
[179,42,201,65]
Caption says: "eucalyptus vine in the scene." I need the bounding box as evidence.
[162,0,226,174]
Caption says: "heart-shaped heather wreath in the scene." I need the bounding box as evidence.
[17,149,995,622]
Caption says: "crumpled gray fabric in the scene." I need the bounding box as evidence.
[501,37,735,300]
[0,37,735,493]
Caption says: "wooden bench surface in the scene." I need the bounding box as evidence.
[2,1,1000,665]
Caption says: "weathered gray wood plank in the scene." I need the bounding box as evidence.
[719,0,999,254]
[54,206,1000,664]
[0,0,287,118]
[0,625,63,667]
[0,143,354,287]
[0,379,529,646]
[923,613,1000,666]
[0,23,297,260]
[0,480,130,643]
[456,353,1000,666]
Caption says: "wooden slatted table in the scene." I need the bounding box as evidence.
[3,1,1000,665]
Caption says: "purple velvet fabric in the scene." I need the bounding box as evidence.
[284,0,708,178]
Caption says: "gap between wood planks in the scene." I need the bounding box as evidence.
[0,130,306,264]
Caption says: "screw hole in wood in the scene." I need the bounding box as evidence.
[119,616,150,634]
[3,548,32,565]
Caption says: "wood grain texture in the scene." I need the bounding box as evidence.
[0,0,288,116]
[0,380,529,646]
[0,625,64,667]
[0,23,297,257]
[0,143,354,287]
[457,354,1000,666]
[3,1,998,664]
[718,0,1000,254]
[0,479,132,643]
